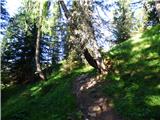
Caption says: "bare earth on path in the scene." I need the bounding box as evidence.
[73,74,123,120]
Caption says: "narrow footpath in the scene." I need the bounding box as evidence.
[73,74,123,120]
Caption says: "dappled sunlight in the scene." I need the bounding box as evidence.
[87,97,116,119]
[80,78,97,91]
[156,84,160,89]
[130,33,143,44]
[102,25,160,119]
[73,72,122,119]
[132,43,151,52]
[75,65,94,73]
[141,25,160,38]
[2,65,94,120]
[147,52,159,59]
[147,59,160,67]
[77,74,106,91]
[2,0,160,119]
[145,95,160,106]
[144,75,153,80]
[30,86,42,96]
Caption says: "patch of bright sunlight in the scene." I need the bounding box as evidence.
[30,86,42,96]
[129,54,141,63]
[114,76,120,81]
[32,88,42,96]
[145,95,160,106]
[156,84,160,89]
[76,65,93,73]
[130,33,143,44]
[147,60,159,66]
[132,43,150,52]
[30,86,39,91]
[147,52,159,59]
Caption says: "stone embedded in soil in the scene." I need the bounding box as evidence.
[96,98,105,103]
[88,105,101,112]
[101,104,107,111]
[88,112,97,117]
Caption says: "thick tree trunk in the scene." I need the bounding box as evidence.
[83,49,106,73]
[59,0,106,72]
[83,49,100,72]
[35,0,45,80]
[155,0,160,21]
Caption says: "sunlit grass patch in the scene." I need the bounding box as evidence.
[2,64,95,120]
[145,95,160,106]
[74,65,93,73]
[103,25,160,120]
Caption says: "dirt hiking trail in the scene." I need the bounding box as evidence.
[73,74,123,120]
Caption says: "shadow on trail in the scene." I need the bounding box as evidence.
[73,72,123,120]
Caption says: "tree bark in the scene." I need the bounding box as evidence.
[35,0,45,80]
[59,0,107,73]
[83,49,100,72]
[155,0,160,21]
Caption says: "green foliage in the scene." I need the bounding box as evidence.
[1,1,160,120]
[103,25,160,120]
[1,13,37,83]
[144,0,160,27]
[1,0,62,83]
[1,65,94,120]
[113,0,133,43]
[0,0,9,34]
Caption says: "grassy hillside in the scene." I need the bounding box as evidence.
[103,25,160,120]
[1,65,95,120]
[2,25,160,120]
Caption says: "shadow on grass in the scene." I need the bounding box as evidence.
[1,65,95,120]
[103,25,160,120]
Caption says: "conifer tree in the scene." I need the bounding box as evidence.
[113,0,133,43]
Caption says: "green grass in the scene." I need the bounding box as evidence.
[1,65,95,120]
[103,25,160,120]
[2,25,160,120]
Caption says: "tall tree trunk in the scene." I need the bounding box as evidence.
[59,0,107,73]
[35,0,45,80]
[155,0,160,21]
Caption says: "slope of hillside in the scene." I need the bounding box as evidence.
[103,25,160,120]
[1,65,95,120]
[2,25,160,120]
